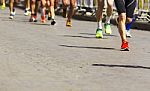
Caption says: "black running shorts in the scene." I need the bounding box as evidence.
[114,0,136,18]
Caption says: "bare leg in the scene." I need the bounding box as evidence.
[67,0,76,21]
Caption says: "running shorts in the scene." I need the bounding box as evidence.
[114,0,136,18]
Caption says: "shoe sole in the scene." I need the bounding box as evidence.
[126,35,132,38]
[105,28,111,35]
[66,22,72,27]
[126,34,132,38]
[96,31,103,38]
[9,16,13,19]
[105,31,111,35]
[121,48,129,51]
[51,21,56,25]
[24,13,31,16]
[1,7,5,10]
[41,21,46,23]
[66,25,72,27]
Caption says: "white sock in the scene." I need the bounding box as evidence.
[105,16,111,24]
[97,20,102,29]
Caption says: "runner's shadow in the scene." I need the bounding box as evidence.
[79,33,95,35]
[60,44,116,51]
[33,23,50,26]
[1,19,30,23]
[103,34,118,37]
[92,63,150,70]
[79,33,118,37]
[63,35,98,39]
[0,12,23,15]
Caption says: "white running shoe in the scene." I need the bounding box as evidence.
[126,30,132,38]
[24,9,31,16]
[9,11,15,19]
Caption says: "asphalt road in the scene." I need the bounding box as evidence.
[0,7,150,91]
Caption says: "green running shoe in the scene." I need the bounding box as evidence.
[104,23,112,34]
[1,4,6,10]
[96,29,103,38]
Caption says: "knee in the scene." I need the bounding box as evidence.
[119,13,126,21]
[46,1,50,6]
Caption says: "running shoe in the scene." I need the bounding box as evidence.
[126,30,132,38]
[1,4,5,10]
[51,19,56,25]
[66,20,72,27]
[29,14,37,22]
[41,15,46,23]
[121,41,129,51]
[104,23,112,34]
[24,9,31,16]
[96,28,103,38]
[62,9,67,18]
[9,14,14,19]
[9,10,16,19]
[48,16,51,20]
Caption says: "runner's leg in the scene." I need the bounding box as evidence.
[96,0,104,38]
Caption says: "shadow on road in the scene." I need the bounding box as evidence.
[63,35,97,39]
[79,33,118,37]
[60,44,116,51]
[33,23,50,26]
[79,33,95,35]
[62,35,114,39]
[92,63,150,70]
[2,19,29,22]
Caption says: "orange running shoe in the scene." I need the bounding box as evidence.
[66,20,72,27]
[41,15,46,23]
[121,41,129,51]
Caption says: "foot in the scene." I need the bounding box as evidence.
[24,9,31,16]
[126,30,132,38]
[66,20,72,27]
[104,23,112,34]
[41,15,46,23]
[51,19,56,25]
[9,14,14,19]
[9,10,16,19]
[1,4,5,10]
[48,16,51,20]
[29,14,37,22]
[96,28,103,38]
[121,41,129,51]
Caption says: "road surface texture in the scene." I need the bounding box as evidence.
[0,7,150,91]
